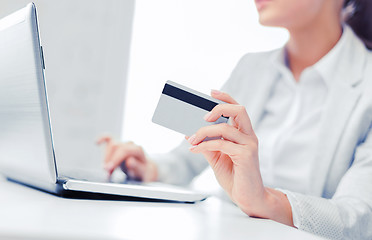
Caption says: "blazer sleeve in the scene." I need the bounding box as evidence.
[280,123,372,240]
[150,140,208,186]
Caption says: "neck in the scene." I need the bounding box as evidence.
[286,20,342,81]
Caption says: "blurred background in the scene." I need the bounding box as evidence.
[0,0,288,186]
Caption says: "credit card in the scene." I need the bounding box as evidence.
[152,80,229,136]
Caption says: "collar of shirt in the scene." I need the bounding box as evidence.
[268,25,355,89]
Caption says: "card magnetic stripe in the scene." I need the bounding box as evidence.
[162,83,228,119]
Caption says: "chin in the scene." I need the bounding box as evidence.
[256,1,283,27]
[258,13,283,28]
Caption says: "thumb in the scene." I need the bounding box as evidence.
[211,90,238,104]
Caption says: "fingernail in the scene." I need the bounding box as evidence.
[189,145,197,151]
[204,112,212,121]
[188,134,196,144]
[211,89,221,95]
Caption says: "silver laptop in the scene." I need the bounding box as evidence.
[0,2,207,203]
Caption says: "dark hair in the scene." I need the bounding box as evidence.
[344,0,372,49]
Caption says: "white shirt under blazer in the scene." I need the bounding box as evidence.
[153,26,372,239]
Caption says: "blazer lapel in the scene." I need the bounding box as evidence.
[310,77,363,196]
[309,27,370,196]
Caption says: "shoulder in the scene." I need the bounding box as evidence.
[235,49,280,71]
[221,49,281,100]
[226,48,281,85]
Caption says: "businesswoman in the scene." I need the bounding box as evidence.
[98,0,372,239]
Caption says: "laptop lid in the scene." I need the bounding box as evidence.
[0,3,58,189]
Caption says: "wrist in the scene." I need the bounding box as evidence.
[262,188,294,226]
[238,188,294,227]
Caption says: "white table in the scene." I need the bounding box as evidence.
[0,176,323,240]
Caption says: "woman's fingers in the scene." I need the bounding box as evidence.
[97,135,116,166]
[104,142,116,167]
[189,139,258,168]
[188,123,249,146]
[96,135,112,145]
[190,139,242,159]
[103,142,145,175]
[204,104,253,135]
[125,156,144,180]
[98,138,155,181]
[211,90,238,104]
[113,146,142,171]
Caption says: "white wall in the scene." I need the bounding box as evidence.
[0,0,134,173]
[123,0,289,155]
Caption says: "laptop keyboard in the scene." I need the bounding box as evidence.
[59,167,152,186]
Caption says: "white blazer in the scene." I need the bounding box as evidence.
[153,27,372,239]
